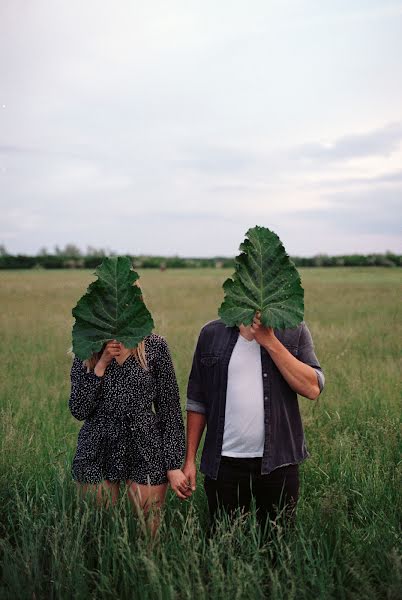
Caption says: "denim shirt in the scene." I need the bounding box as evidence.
[186,319,325,479]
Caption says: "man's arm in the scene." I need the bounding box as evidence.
[182,331,208,494]
[183,411,206,492]
[251,316,324,401]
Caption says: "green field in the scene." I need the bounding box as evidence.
[0,268,401,599]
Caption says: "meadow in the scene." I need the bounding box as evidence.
[0,267,401,599]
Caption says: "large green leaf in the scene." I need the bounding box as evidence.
[71,256,154,360]
[218,226,304,329]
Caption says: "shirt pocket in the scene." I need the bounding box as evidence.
[200,354,220,367]
[200,354,220,403]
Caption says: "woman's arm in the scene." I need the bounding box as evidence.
[153,337,186,472]
[182,330,208,492]
[68,357,103,420]
[69,341,122,420]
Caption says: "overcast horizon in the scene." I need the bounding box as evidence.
[1,0,402,258]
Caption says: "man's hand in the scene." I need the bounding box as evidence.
[250,311,277,349]
[182,460,197,494]
[167,469,192,500]
[182,411,205,498]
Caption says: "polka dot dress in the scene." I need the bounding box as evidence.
[68,334,185,486]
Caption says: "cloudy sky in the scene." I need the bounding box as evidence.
[1,0,402,257]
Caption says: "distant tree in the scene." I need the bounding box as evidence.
[63,243,82,257]
[132,258,143,268]
[63,258,85,268]
[0,248,400,269]
[86,245,117,257]
[313,254,325,267]
[86,245,106,257]
[385,251,400,266]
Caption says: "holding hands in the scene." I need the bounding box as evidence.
[92,339,195,500]
[167,469,193,500]
[167,460,198,500]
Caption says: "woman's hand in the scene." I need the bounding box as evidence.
[167,469,192,500]
[94,340,121,376]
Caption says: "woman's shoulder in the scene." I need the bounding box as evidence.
[70,355,88,377]
[144,332,170,351]
[71,354,83,368]
[144,334,175,364]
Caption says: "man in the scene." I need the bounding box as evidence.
[181,311,325,530]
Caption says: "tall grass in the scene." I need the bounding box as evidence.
[0,268,401,599]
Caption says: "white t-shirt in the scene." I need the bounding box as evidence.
[221,333,265,457]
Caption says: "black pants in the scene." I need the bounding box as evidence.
[204,456,300,531]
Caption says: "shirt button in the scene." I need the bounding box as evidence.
[263,373,267,377]
[264,396,268,400]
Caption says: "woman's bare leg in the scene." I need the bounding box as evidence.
[125,480,168,537]
[77,480,120,508]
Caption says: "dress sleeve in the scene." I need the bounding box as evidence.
[153,337,185,471]
[298,322,325,394]
[68,356,103,421]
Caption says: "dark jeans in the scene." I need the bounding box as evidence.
[204,456,300,531]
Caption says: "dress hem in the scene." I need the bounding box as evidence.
[71,474,169,486]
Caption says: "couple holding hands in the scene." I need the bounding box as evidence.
[69,311,324,537]
[68,229,325,536]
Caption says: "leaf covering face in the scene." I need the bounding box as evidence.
[218,226,304,329]
[71,256,154,360]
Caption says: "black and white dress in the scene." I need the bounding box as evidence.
[68,333,185,485]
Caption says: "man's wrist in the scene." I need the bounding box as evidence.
[261,334,281,353]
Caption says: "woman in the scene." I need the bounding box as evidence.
[69,332,189,534]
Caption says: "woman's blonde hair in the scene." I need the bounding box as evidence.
[67,340,148,371]
[68,278,148,371]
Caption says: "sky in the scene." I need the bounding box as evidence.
[1,0,402,257]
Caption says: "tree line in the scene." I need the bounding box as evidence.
[0,244,400,269]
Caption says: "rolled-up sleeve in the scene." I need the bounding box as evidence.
[68,356,103,420]
[154,337,186,471]
[186,332,207,414]
[298,322,325,394]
